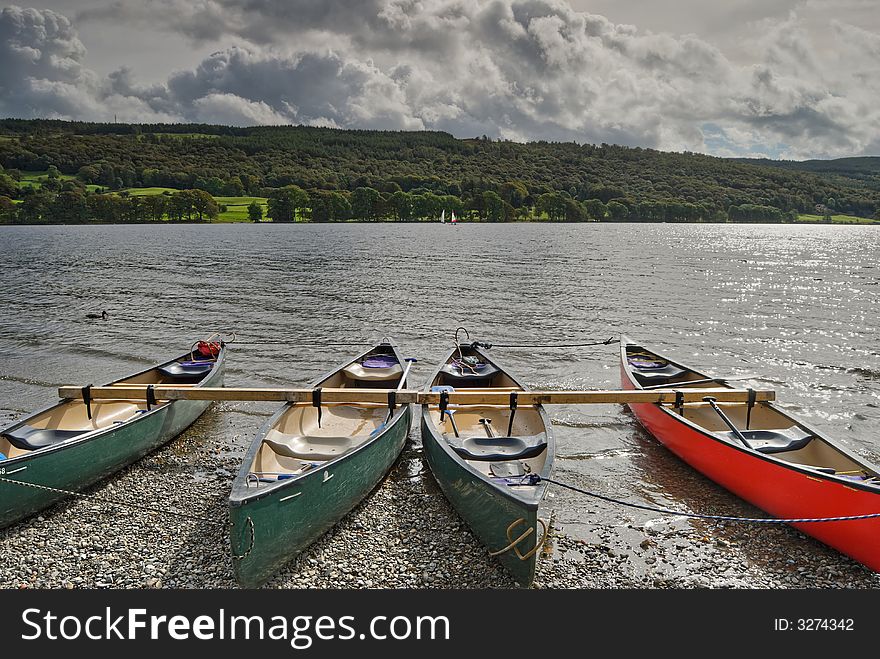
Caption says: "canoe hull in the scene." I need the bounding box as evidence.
[229,405,411,588]
[0,358,224,528]
[420,412,539,587]
[621,363,880,571]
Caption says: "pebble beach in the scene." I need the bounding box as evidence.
[1,403,878,590]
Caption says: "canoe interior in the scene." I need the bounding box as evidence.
[248,344,406,482]
[623,343,880,484]
[424,345,549,493]
[0,352,218,461]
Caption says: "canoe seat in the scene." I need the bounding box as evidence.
[263,434,359,461]
[631,364,688,385]
[2,426,83,451]
[449,435,547,462]
[342,362,402,382]
[158,361,213,382]
[719,426,815,454]
[440,362,500,387]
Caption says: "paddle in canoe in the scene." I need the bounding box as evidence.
[620,336,880,571]
[419,342,554,587]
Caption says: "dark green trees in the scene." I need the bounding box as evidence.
[351,187,381,220]
[247,201,263,222]
[268,185,308,222]
[0,120,878,225]
[309,190,351,222]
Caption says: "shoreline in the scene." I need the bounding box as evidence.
[1,408,877,589]
[1,217,877,227]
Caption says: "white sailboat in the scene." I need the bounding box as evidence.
[440,210,446,224]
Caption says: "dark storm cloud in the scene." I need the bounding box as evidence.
[0,6,95,117]
[163,47,422,128]
[76,0,237,42]
[4,1,880,157]
[0,5,177,120]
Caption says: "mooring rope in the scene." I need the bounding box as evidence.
[224,336,621,349]
[0,475,221,524]
[0,475,257,560]
[471,337,619,349]
[532,475,880,524]
[226,341,370,347]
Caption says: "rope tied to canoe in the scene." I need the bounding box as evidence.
[489,517,548,560]
[0,475,255,561]
[0,475,220,524]
[229,333,621,349]
[528,475,880,524]
[224,341,373,347]
[229,516,255,562]
[471,336,619,349]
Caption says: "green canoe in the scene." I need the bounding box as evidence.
[229,340,412,587]
[419,343,554,587]
[0,344,226,527]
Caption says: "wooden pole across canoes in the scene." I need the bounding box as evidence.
[57,385,775,405]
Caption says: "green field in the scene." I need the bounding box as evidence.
[9,177,267,222]
[123,187,177,196]
[797,213,878,224]
[20,170,73,183]
[18,170,102,193]
[215,196,268,222]
[120,187,268,222]
[213,196,266,205]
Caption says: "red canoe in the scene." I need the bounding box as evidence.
[620,336,880,571]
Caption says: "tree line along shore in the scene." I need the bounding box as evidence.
[0,120,878,225]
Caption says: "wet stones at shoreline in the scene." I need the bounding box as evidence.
[0,413,879,590]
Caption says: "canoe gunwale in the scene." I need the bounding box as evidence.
[619,336,880,494]
[419,344,555,508]
[229,340,410,505]
[0,348,226,466]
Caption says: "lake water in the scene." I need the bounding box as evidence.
[2,222,879,579]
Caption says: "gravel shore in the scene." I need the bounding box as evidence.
[1,402,879,589]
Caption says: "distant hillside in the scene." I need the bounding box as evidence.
[736,156,880,193]
[0,119,878,223]
[737,156,880,175]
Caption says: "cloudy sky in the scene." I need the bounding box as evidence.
[2,1,879,159]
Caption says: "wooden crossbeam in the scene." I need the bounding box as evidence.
[421,388,774,405]
[57,385,775,405]
[58,386,416,404]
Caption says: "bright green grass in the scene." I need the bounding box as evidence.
[18,170,101,192]
[11,176,265,222]
[216,208,257,222]
[217,197,268,222]
[19,170,69,184]
[214,196,268,205]
[797,213,878,225]
[120,188,268,222]
[122,187,177,196]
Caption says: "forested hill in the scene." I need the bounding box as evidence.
[0,119,878,224]
[736,156,880,191]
